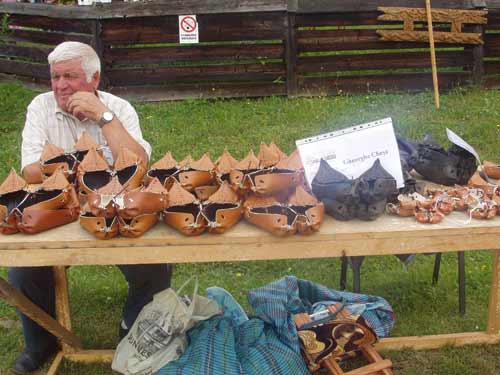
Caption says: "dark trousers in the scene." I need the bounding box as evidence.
[7,264,172,354]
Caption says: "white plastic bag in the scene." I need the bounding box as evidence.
[112,276,221,375]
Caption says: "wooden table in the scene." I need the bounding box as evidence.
[1,213,500,374]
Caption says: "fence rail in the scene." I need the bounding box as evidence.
[0,0,499,100]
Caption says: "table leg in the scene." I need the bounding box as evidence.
[488,249,500,334]
[54,266,75,354]
[0,276,81,349]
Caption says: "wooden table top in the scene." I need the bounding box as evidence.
[0,213,499,267]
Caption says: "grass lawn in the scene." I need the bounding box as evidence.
[0,81,499,374]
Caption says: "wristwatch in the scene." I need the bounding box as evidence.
[98,111,114,128]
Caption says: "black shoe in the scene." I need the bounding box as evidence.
[11,347,56,374]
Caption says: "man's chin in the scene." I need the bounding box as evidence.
[55,97,70,112]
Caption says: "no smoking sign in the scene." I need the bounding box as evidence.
[179,15,199,44]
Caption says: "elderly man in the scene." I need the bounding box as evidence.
[8,42,172,374]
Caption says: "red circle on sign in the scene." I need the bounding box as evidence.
[180,16,197,33]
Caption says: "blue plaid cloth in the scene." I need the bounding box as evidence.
[155,286,310,375]
[247,276,395,354]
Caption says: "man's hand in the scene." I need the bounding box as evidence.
[67,91,108,122]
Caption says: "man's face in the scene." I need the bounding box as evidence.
[50,58,99,113]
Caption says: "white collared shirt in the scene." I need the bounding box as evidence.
[21,90,152,170]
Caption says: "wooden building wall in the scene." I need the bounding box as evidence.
[0,0,498,100]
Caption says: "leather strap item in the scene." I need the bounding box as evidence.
[194,185,219,201]
[80,213,120,239]
[244,169,303,197]
[18,206,79,234]
[163,209,206,236]
[244,205,297,237]
[202,204,242,234]
[484,161,500,180]
[0,211,19,235]
[178,170,214,192]
[293,204,325,235]
[118,213,158,238]
[118,190,168,219]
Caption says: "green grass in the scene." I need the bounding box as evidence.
[0,81,500,374]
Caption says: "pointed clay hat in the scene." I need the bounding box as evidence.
[190,153,215,171]
[0,169,26,195]
[40,144,65,163]
[235,150,260,170]
[74,131,99,152]
[79,147,109,172]
[288,186,319,206]
[114,147,140,171]
[215,149,239,175]
[168,180,197,206]
[151,152,178,170]
[207,182,239,204]
[40,169,71,191]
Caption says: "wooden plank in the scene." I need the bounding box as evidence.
[46,351,64,375]
[1,215,500,266]
[485,11,500,29]
[110,82,286,101]
[297,0,479,13]
[9,28,92,46]
[0,44,50,62]
[298,72,470,95]
[9,14,92,34]
[485,44,500,56]
[0,0,288,19]
[0,59,49,80]
[297,28,464,52]
[471,24,485,84]
[485,75,500,88]
[107,63,285,86]
[378,7,488,24]
[54,332,500,365]
[101,13,287,44]
[297,51,472,73]
[376,332,500,351]
[485,60,500,74]
[65,350,114,363]
[285,13,298,96]
[295,12,379,27]
[377,30,484,44]
[0,276,82,348]
[54,266,75,354]
[484,34,500,56]
[105,44,284,66]
[488,249,500,334]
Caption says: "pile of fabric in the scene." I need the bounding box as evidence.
[112,276,394,375]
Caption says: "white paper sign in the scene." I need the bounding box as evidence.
[296,117,404,188]
[446,128,481,164]
[179,15,199,44]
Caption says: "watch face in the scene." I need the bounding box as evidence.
[103,112,114,122]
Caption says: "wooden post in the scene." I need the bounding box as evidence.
[90,19,108,90]
[487,249,500,334]
[425,0,440,109]
[471,4,486,86]
[285,1,298,98]
[54,266,76,354]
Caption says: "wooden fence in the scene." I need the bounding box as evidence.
[0,0,499,100]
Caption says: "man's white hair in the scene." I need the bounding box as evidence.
[48,42,101,83]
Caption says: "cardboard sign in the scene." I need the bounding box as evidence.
[179,15,199,44]
[296,117,404,188]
